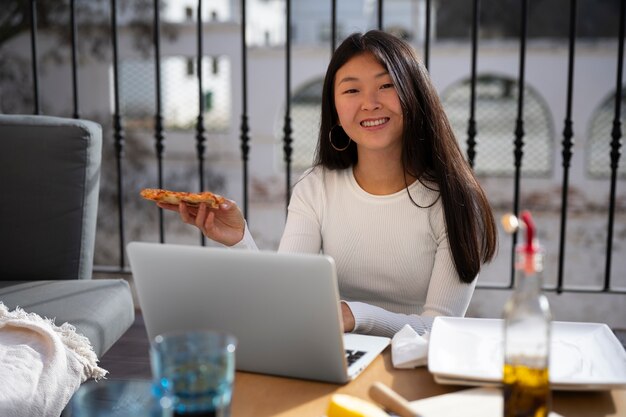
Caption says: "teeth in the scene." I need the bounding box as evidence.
[361,118,388,127]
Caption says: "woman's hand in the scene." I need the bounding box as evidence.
[341,301,355,332]
[157,199,245,246]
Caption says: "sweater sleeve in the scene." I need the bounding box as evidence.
[345,259,476,338]
[230,221,259,250]
[345,270,476,338]
[344,301,435,337]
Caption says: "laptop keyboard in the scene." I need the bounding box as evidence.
[345,349,367,366]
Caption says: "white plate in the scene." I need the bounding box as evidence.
[408,387,565,417]
[427,317,626,390]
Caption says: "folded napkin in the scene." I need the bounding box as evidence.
[0,302,107,417]
[391,324,430,369]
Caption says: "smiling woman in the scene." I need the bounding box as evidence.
[155,30,498,339]
[314,30,497,274]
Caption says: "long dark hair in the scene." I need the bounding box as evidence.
[314,30,497,283]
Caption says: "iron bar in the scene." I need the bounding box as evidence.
[556,0,577,294]
[510,0,529,288]
[424,0,431,70]
[239,0,250,219]
[604,0,625,291]
[377,0,383,30]
[240,0,250,219]
[29,0,40,114]
[466,0,479,168]
[283,0,293,210]
[70,0,79,119]
[331,0,337,53]
[153,0,166,243]
[196,0,207,246]
[110,0,126,269]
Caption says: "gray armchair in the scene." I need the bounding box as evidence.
[0,114,135,357]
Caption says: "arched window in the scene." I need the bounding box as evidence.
[441,74,554,177]
[587,89,626,179]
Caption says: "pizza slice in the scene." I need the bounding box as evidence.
[140,188,226,209]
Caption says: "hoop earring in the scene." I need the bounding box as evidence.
[329,125,352,152]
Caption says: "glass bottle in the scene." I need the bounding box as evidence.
[502,241,552,417]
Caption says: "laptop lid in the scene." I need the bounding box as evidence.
[126,242,389,384]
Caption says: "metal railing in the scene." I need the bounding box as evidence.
[21,0,625,294]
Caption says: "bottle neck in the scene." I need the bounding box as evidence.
[514,250,543,294]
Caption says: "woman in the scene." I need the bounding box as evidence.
[157,30,497,338]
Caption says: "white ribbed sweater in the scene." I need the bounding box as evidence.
[237,166,476,337]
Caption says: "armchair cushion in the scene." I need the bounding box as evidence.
[0,280,134,357]
[0,114,101,281]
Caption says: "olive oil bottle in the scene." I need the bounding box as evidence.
[502,211,551,417]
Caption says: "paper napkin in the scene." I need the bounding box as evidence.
[391,324,429,369]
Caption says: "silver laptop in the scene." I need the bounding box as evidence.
[127,241,390,384]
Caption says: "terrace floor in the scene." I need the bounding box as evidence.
[98,310,151,379]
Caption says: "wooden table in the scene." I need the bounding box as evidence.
[231,348,626,417]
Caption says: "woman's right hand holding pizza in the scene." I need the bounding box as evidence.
[157,199,246,246]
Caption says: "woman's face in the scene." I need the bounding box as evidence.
[333,52,404,158]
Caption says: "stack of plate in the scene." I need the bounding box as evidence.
[427,317,626,390]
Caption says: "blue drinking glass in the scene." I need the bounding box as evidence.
[150,330,237,416]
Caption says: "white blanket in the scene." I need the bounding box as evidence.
[0,302,107,417]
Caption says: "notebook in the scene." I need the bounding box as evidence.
[126,241,390,384]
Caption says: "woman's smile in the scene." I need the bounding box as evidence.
[360,117,390,128]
